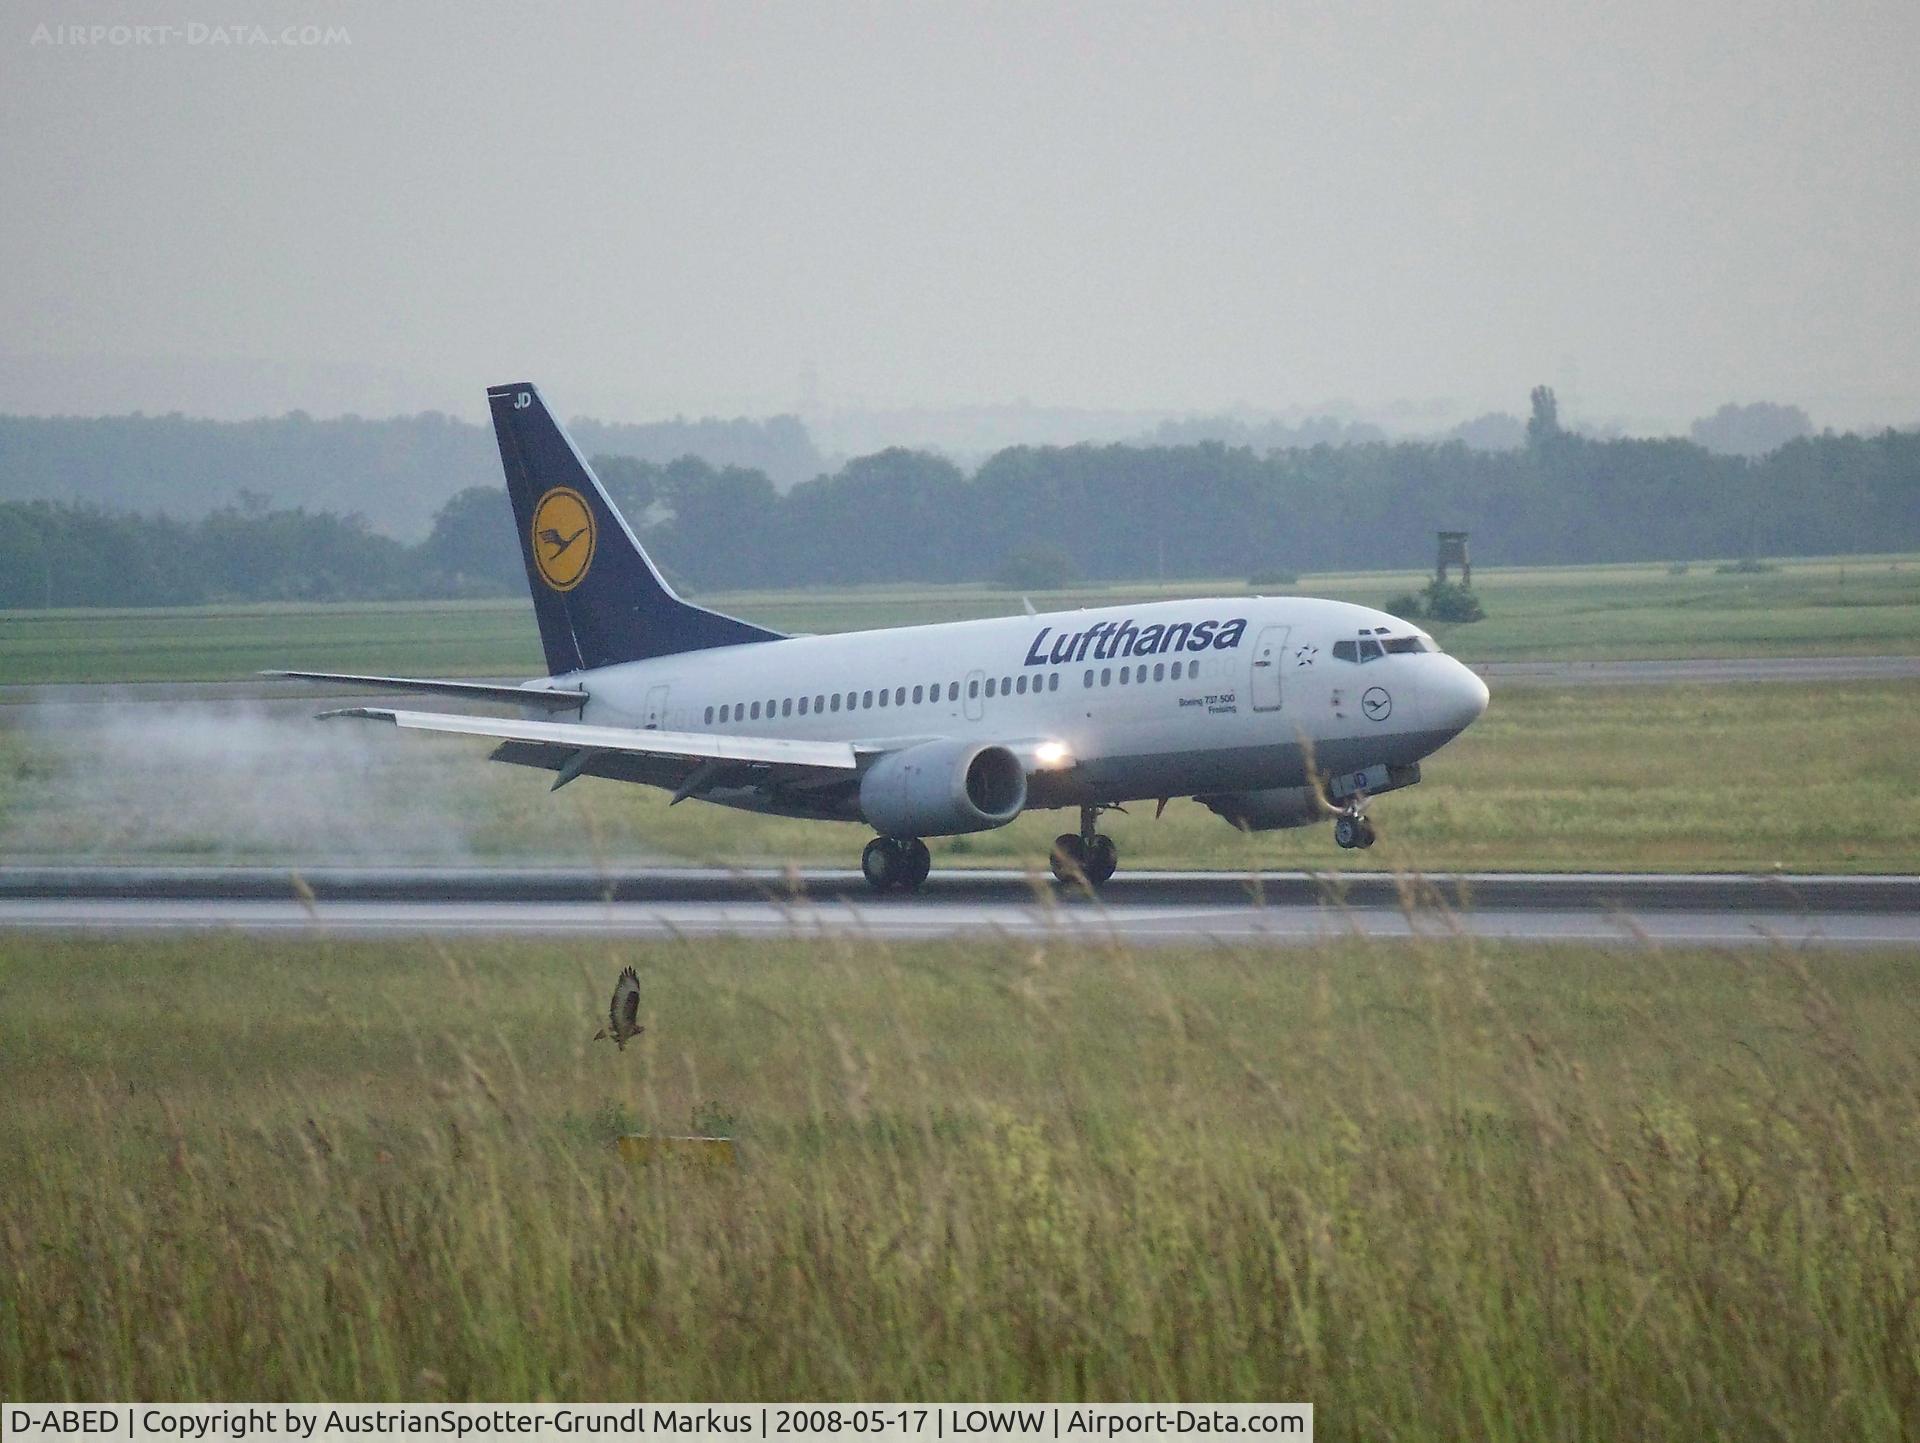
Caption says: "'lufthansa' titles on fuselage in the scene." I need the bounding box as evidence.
[1024,616,1248,667]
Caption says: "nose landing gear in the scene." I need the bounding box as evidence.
[861,835,931,892]
[1333,810,1376,849]
[1051,806,1118,885]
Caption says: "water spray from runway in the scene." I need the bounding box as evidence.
[1,701,495,863]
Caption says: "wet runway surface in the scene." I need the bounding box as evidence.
[3,866,1914,948]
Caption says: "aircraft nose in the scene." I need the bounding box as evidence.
[1432,659,1490,735]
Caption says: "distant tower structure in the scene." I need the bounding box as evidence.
[1436,531,1471,587]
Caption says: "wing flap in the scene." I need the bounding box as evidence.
[325,706,863,771]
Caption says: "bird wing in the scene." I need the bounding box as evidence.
[612,967,641,1032]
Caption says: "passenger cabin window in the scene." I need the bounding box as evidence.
[798,697,809,715]
[1101,668,1112,686]
[1154,663,1165,681]
[1084,669,1095,688]
[894,687,906,705]
[863,690,874,709]
[782,698,793,717]
[912,685,923,704]
[968,679,979,699]
[878,688,889,708]
[1049,673,1060,691]
[948,682,959,701]
[705,706,715,724]
[985,678,996,697]
[831,694,841,712]
[815,694,825,712]
[751,702,761,720]
[1001,676,1012,694]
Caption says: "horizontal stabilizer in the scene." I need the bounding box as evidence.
[323,706,865,772]
[261,671,587,710]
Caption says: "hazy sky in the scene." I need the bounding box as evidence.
[4,0,1917,430]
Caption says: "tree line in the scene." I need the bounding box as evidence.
[2,394,1914,609]
[0,407,823,541]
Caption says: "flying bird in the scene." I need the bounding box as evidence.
[594,966,645,1050]
[540,525,588,556]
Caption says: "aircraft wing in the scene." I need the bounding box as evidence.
[323,706,865,772]
[264,671,588,710]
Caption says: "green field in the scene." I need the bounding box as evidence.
[3,931,1915,1428]
[3,554,1917,684]
[5,680,1915,873]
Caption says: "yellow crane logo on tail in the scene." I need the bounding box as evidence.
[530,486,596,591]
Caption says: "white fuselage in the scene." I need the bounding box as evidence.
[546,595,1489,821]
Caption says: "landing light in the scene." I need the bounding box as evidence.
[1034,741,1073,769]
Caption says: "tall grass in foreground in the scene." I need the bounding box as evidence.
[1,930,1917,1435]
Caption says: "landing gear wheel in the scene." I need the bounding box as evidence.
[901,838,932,888]
[1051,831,1117,886]
[862,837,902,891]
[1333,814,1377,850]
[863,836,931,892]
[1085,834,1118,885]
[1050,833,1087,884]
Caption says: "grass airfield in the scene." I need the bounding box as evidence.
[4,677,1915,873]
[3,552,1915,875]
[3,555,1918,1419]
[2,552,1917,684]
[3,930,1916,1428]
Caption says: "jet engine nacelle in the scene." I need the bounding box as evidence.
[859,738,1028,838]
[1198,786,1328,832]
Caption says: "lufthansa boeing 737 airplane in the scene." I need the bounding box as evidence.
[274,383,1490,890]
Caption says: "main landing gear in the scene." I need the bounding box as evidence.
[1333,808,1376,850]
[861,835,931,892]
[861,806,1124,893]
[1051,805,1118,887]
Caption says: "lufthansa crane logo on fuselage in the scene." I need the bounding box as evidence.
[531,486,596,592]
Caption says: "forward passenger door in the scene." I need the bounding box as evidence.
[1250,626,1288,712]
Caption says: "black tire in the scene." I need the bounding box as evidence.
[901,838,932,888]
[1050,833,1087,884]
[1355,819,1377,849]
[862,836,903,891]
[1333,815,1358,849]
[1085,834,1118,885]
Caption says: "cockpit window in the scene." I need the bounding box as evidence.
[1333,637,1393,663]
[1383,636,1429,654]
